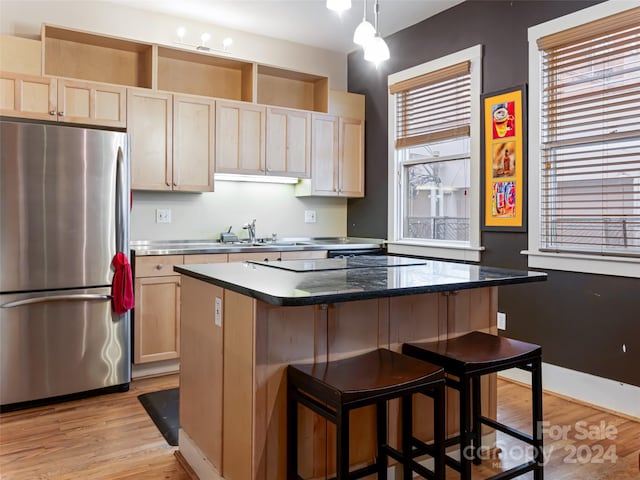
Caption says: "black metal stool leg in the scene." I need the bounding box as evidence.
[376,401,388,478]
[459,375,472,480]
[287,382,298,480]
[532,359,544,480]
[472,375,482,466]
[402,395,413,480]
[336,405,350,479]
[433,383,446,480]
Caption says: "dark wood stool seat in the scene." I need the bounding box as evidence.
[403,331,544,480]
[287,348,446,480]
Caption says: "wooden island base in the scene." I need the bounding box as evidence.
[178,275,498,480]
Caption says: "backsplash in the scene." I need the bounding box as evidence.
[131,180,347,241]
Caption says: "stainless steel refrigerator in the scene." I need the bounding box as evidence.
[0,120,131,409]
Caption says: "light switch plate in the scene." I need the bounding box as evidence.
[304,210,316,223]
[156,208,172,224]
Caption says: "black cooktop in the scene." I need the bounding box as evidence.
[248,255,428,272]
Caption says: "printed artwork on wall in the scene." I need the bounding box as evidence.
[482,85,527,231]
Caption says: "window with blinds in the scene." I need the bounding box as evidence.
[390,61,471,148]
[538,8,640,257]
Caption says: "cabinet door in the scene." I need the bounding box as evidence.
[134,275,181,363]
[173,94,215,192]
[228,252,281,263]
[338,117,364,197]
[57,79,126,127]
[0,72,56,121]
[128,89,173,191]
[266,107,311,178]
[310,113,339,196]
[215,100,265,174]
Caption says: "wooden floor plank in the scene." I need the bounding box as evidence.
[0,375,638,479]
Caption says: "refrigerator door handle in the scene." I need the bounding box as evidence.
[115,145,127,255]
[1,294,112,308]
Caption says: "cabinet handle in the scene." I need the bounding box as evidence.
[49,110,56,116]
[58,111,64,117]
[165,181,170,187]
[156,264,164,270]
[173,182,178,187]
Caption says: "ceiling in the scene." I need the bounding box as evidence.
[110,0,464,53]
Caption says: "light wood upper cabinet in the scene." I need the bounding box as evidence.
[128,89,215,192]
[0,72,126,127]
[128,89,173,191]
[338,116,364,197]
[266,107,311,178]
[0,72,56,121]
[173,94,215,192]
[215,100,266,175]
[310,113,340,195]
[57,79,126,127]
[305,113,364,198]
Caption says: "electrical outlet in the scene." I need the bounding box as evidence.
[215,297,222,327]
[304,210,317,223]
[497,312,506,330]
[156,208,171,224]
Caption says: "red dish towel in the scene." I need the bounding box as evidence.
[112,252,134,314]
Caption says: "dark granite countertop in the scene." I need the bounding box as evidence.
[174,255,547,306]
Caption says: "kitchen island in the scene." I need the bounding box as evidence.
[174,256,546,480]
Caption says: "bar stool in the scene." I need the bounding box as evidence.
[287,348,446,480]
[402,331,543,480]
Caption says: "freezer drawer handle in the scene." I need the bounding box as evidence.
[1,294,112,308]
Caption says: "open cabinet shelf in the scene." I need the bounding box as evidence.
[256,65,328,113]
[157,46,254,101]
[42,25,153,88]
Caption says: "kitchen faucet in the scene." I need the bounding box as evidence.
[243,219,256,243]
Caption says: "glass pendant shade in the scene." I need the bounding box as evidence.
[364,34,390,63]
[326,0,352,13]
[353,19,375,46]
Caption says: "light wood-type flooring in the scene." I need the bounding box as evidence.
[0,374,638,479]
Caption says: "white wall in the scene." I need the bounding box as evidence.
[1,1,350,241]
[132,182,348,241]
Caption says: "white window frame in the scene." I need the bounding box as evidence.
[525,0,640,278]
[387,45,484,262]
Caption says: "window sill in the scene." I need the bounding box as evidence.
[387,241,484,262]
[521,250,639,278]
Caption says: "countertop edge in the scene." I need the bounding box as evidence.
[174,264,547,306]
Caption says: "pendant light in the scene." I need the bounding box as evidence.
[353,0,375,46]
[326,0,352,13]
[364,0,390,65]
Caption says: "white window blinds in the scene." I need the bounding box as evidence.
[538,8,640,257]
[390,61,470,148]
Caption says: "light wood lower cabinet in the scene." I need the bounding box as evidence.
[134,255,185,364]
[134,275,181,363]
[134,250,326,365]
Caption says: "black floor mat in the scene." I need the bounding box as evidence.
[138,387,179,446]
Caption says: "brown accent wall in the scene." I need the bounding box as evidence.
[347,0,640,387]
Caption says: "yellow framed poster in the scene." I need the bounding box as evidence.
[482,85,527,231]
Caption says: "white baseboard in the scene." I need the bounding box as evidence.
[132,359,180,379]
[498,362,640,419]
[179,429,223,480]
